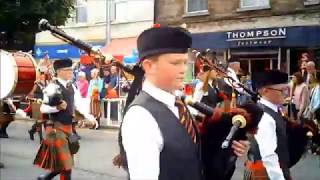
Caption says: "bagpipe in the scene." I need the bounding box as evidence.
[191,49,319,179]
[178,91,263,180]
[38,19,143,112]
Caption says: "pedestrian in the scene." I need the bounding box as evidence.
[33,58,97,180]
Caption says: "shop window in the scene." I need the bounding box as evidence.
[304,0,320,6]
[239,0,270,11]
[72,0,88,23]
[113,0,128,23]
[185,0,208,14]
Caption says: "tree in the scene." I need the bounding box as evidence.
[0,0,75,51]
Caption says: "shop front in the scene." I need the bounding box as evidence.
[192,25,320,77]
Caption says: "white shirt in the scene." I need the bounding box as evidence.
[40,78,95,122]
[193,80,213,103]
[121,80,179,180]
[255,98,285,180]
[225,67,246,95]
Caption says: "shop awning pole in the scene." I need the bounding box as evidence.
[278,47,281,70]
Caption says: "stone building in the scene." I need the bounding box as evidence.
[155,0,320,75]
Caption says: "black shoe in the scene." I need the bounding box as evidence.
[0,162,4,168]
[28,130,35,141]
[0,132,9,138]
[37,172,59,180]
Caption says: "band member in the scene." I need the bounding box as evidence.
[215,58,244,109]
[244,70,317,180]
[33,58,97,180]
[27,72,49,141]
[118,26,249,180]
[0,98,17,138]
[193,65,224,108]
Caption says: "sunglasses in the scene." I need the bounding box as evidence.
[61,68,73,71]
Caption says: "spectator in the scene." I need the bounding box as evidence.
[308,71,320,122]
[101,69,111,98]
[88,68,103,98]
[87,68,103,128]
[109,66,119,91]
[306,61,317,87]
[300,61,308,82]
[290,72,309,122]
[76,71,89,98]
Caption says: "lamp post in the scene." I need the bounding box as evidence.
[106,0,112,45]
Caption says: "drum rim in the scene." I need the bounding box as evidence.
[13,52,38,96]
[9,52,19,99]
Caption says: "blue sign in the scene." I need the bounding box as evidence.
[34,42,104,59]
[192,25,320,49]
[123,49,139,64]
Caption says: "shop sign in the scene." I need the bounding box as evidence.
[226,27,287,47]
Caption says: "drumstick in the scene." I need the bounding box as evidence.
[26,97,43,104]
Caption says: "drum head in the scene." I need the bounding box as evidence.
[0,50,18,99]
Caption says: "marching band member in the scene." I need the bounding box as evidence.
[244,70,317,180]
[0,98,17,138]
[33,59,97,180]
[193,65,224,108]
[118,26,249,180]
[27,72,50,141]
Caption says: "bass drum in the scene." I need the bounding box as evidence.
[0,50,37,99]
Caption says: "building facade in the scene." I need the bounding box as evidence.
[155,0,320,76]
[35,0,154,62]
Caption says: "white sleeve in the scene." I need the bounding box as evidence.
[121,106,163,180]
[225,71,247,95]
[255,113,285,180]
[193,82,205,102]
[40,93,59,113]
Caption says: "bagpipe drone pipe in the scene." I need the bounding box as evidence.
[38,19,143,113]
[180,95,264,180]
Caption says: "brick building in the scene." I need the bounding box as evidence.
[155,0,320,76]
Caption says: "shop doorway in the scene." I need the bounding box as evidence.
[239,58,278,76]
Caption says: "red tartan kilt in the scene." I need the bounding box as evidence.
[33,127,73,172]
[243,160,269,180]
[90,99,101,119]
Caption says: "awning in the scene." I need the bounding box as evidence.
[100,37,137,56]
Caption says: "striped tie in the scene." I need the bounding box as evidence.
[175,98,197,143]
